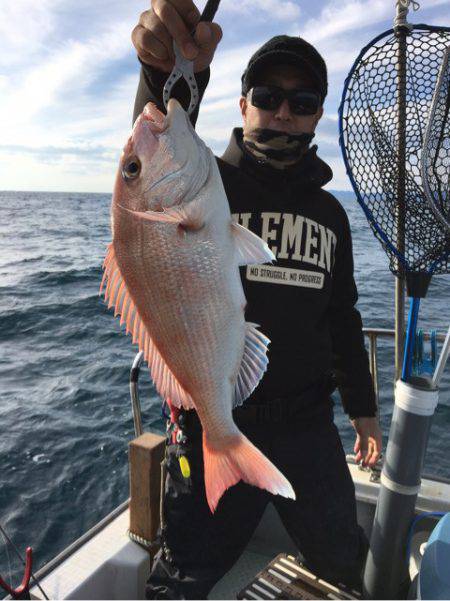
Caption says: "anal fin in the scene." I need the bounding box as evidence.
[233,322,270,408]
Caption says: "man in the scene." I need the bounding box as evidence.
[131,2,382,599]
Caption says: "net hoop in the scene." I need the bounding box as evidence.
[338,24,450,275]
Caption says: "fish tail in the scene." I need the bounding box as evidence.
[202,431,296,513]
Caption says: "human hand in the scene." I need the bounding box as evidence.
[351,416,382,468]
[132,0,223,73]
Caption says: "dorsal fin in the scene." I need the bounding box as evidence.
[100,244,196,410]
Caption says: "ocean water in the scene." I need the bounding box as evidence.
[0,190,449,588]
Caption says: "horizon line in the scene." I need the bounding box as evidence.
[0,188,355,195]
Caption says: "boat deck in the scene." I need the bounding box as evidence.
[27,463,450,600]
[210,503,297,599]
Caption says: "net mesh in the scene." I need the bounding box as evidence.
[340,26,450,276]
[422,46,450,231]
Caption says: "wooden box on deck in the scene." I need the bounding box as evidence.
[129,432,165,551]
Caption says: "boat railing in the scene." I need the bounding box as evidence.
[129,328,447,437]
[128,327,450,486]
[363,327,447,407]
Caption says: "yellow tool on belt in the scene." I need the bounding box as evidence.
[178,455,191,479]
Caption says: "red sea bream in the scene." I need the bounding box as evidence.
[101,99,295,512]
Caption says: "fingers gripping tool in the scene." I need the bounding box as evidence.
[163,0,221,115]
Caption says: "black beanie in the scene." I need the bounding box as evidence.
[241,35,328,104]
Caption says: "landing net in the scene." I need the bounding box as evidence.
[339,25,450,277]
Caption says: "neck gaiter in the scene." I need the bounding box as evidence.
[242,128,315,170]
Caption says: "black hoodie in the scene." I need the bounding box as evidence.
[132,64,377,419]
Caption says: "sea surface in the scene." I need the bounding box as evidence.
[1,190,449,588]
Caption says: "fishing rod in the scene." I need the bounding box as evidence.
[0,523,49,600]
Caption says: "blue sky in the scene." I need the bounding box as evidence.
[1,0,449,193]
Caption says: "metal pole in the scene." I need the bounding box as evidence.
[432,325,450,387]
[395,285,405,380]
[363,3,416,598]
[394,4,408,381]
[368,333,379,406]
[130,351,145,437]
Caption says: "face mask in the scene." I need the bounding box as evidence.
[242,128,315,170]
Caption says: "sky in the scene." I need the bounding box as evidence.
[0,0,449,193]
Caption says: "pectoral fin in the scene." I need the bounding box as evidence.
[231,222,275,265]
[117,197,206,231]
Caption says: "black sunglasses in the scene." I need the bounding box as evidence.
[249,85,321,116]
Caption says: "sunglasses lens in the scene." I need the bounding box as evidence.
[290,91,321,115]
[250,86,283,110]
[250,86,321,115]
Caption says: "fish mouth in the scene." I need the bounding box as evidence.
[142,103,168,133]
[140,98,186,132]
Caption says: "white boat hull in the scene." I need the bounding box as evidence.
[29,465,450,600]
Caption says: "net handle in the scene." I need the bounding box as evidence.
[394,0,420,31]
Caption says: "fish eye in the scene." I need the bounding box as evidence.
[122,157,141,180]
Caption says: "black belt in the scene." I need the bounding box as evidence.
[234,397,292,422]
[233,374,336,424]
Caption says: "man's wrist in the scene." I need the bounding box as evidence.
[349,413,377,421]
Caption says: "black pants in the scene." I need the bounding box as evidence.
[146,403,367,599]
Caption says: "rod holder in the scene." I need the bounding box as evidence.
[363,378,438,599]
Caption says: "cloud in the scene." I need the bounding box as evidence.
[316,114,339,140]
[0,150,116,193]
[0,0,59,67]
[0,144,116,164]
[1,0,449,193]
[195,41,258,147]
[299,0,450,45]
[0,22,137,148]
[300,0,391,43]
[200,0,301,21]
[201,42,259,101]
[324,157,353,191]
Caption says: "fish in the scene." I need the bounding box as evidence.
[100,98,295,512]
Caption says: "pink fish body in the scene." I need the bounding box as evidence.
[101,99,295,512]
